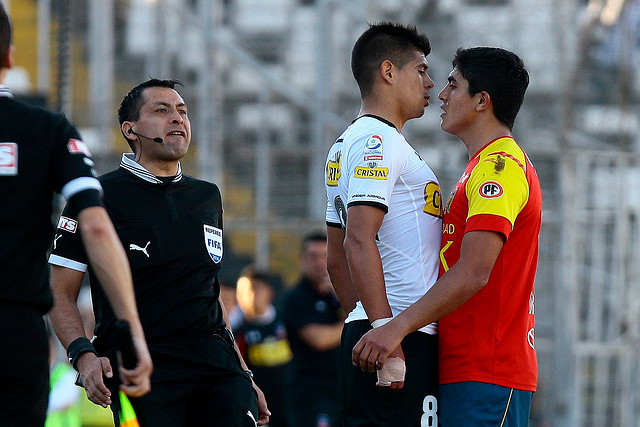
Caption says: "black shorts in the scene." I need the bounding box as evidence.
[340,319,438,427]
[107,332,258,427]
[0,303,49,427]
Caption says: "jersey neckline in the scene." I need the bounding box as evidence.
[352,114,397,130]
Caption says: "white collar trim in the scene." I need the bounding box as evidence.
[120,153,182,184]
[0,85,14,98]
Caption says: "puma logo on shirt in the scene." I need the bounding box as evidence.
[129,241,150,257]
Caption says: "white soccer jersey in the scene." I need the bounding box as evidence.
[325,115,442,334]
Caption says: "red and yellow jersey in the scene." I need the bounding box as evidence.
[439,136,541,392]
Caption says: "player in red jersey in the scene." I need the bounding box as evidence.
[352,47,541,426]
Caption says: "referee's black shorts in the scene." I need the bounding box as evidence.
[340,319,438,427]
[107,331,258,427]
[0,303,50,427]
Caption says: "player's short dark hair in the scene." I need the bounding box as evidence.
[302,231,327,253]
[0,3,12,60]
[452,47,529,130]
[118,78,183,125]
[351,22,431,97]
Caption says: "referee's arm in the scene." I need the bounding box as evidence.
[49,263,116,407]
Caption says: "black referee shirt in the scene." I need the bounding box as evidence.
[0,86,101,312]
[50,154,226,349]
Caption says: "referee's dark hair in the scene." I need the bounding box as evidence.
[351,22,430,98]
[0,3,11,59]
[301,231,327,254]
[117,78,183,151]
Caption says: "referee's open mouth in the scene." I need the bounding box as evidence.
[166,130,186,138]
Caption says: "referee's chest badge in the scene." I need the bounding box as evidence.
[204,224,223,263]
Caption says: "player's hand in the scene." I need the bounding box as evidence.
[119,333,153,397]
[352,322,404,373]
[376,347,405,390]
[253,382,271,425]
[76,352,114,408]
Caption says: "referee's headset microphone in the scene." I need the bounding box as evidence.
[128,129,163,143]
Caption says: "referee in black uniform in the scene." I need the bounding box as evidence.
[49,78,269,426]
[0,5,151,427]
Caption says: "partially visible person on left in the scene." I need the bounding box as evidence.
[0,4,151,426]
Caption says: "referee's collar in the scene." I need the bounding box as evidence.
[120,153,183,185]
[0,85,14,98]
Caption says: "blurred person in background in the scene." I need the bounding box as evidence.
[353,47,540,427]
[48,78,269,426]
[324,22,442,426]
[220,278,244,330]
[45,325,81,427]
[282,232,345,427]
[0,4,151,426]
[235,265,293,427]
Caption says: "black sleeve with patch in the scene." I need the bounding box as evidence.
[50,203,89,269]
[50,114,99,197]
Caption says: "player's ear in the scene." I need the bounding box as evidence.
[475,90,492,112]
[379,60,394,84]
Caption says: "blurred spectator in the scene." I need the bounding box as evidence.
[221,278,244,330]
[282,232,345,427]
[75,286,114,427]
[235,265,293,427]
[45,325,81,427]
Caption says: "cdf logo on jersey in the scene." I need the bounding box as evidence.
[364,135,383,161]
[479,181,504,198]
[204,224,223,263]
[0,142,17,176]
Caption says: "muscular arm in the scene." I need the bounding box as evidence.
[49,266,87,348]
[76,206,152,396]
[343,205,392,323]
[49,265,115,407]
[353,230,505,371]
[326,225,358,313]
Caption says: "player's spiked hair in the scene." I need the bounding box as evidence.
[351,22,431,97]
[452,47,529,130]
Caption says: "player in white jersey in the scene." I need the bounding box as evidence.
[325,23,442,426]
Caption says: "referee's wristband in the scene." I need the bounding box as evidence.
[67,337,98,370]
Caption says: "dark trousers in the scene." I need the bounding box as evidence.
[0,303,49,427]
[107,333,258,427]
[340,320,439,427]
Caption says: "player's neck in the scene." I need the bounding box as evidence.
[359,99,406,132]
[461,121,512,158]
